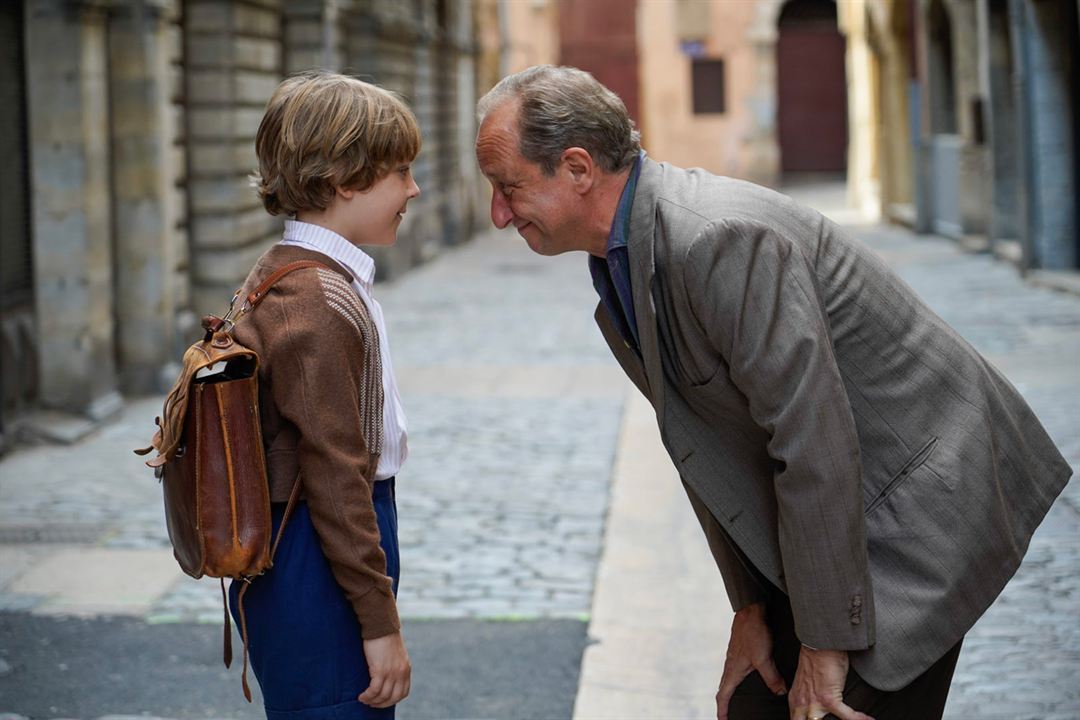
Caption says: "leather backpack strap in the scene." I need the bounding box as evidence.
[233,475,303,701]
[247,260,328,308]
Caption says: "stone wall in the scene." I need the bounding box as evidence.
[10,0,488,425]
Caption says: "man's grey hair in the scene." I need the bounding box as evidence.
[477,65,641,175]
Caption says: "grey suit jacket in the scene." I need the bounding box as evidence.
[596,157,1072,690]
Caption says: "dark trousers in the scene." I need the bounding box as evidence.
[729,587,963,720]
[229,479,400,719]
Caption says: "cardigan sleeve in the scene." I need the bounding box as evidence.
[259,269,400,640]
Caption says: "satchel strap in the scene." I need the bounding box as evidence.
[227,260,332,327]
[225,473,304,701]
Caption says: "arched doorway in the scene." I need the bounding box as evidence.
[926,0,956,135]
[0,0,36,442]
[776,0,848,175]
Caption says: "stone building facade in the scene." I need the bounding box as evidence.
[522,0,850,187]
[843,0,1079,275]
[0,0,490,445]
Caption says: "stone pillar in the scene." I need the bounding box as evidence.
[745,3,783,187]
[948,0,989,236]
[978,0,1021,245]
[25,0,122,417]
[1009,0,1078,270]
[185,0,283,317]
[455,0,484,243]
[344,0,437,279]
[873,0,917,221]
[839,2,881,218]
[284,0,346,73]
[108,0,177,393]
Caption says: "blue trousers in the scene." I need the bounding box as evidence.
[229,479,400,719]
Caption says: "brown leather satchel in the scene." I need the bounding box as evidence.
[135,260,328,701]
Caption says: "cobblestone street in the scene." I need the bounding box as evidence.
[1,201,1078,718]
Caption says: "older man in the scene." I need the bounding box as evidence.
[474,65,1071,720]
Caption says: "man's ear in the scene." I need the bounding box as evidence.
[562,147,595,194]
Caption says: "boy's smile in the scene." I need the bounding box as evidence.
[300,163,420,248]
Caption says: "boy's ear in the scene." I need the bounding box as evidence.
[562,147,594,194]
[335,185,357,201]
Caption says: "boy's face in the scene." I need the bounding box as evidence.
[342,162,421,247]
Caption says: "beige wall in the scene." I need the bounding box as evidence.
[839,0,881,218]
[505,0,560,73]
[637,1,762,179]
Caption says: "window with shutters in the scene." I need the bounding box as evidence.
[691,58,726,115]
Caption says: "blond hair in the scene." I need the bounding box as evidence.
[253,71,421,216]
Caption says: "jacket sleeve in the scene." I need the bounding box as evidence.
[261,274,400,640]
[682,218,874,651]
[681,480,766,611]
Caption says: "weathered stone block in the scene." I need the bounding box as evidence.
[186,36,233,69]
[235,36,282,70]
[185,3,230,33]
[192,232,277,286]
[287,49,325,73]
[191,206,278,248]
[189,175,259,214]
[170,145,186,184]
[236,70,280,105]
[190,140,254,175]
[170,104,185,142]
[186,72,230,103]
[188,107,263,140]
[285,20,323,47]
[234,4,281,37]
[167,24,182,64]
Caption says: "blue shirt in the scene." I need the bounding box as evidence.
[589,152,644,353]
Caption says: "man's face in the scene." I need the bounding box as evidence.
[475,101,584,256]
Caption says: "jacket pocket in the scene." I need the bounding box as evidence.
[865,436,939,515]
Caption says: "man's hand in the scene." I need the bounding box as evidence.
[358,632,411,708]
[788,645,873,720]
[716,602,787,719]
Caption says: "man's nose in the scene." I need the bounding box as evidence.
[490,190,513,229]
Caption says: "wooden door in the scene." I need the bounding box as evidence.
[777,25,849,173]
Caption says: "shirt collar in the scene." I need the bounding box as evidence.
[605,151,645,255]
[281,219,375,289]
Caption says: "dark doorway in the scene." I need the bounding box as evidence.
[0,0,36,445]
[777,0,848,174]
[559,0,640,123]
[926,0,957,134]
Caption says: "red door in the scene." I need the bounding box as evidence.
[777,26,849,173]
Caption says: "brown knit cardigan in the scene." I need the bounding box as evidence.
[233,243,399,640]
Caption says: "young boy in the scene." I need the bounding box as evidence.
[230,70,420,718]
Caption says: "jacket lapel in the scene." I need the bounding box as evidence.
[626,158,666,429]
[595,303,651,401]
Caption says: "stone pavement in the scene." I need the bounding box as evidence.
[0,226,623,719]
[0,229,625,629]
[1,193,1079,719]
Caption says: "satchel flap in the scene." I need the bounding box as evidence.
[136,330,260,468]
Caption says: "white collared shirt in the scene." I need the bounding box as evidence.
[281,219,407,481]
